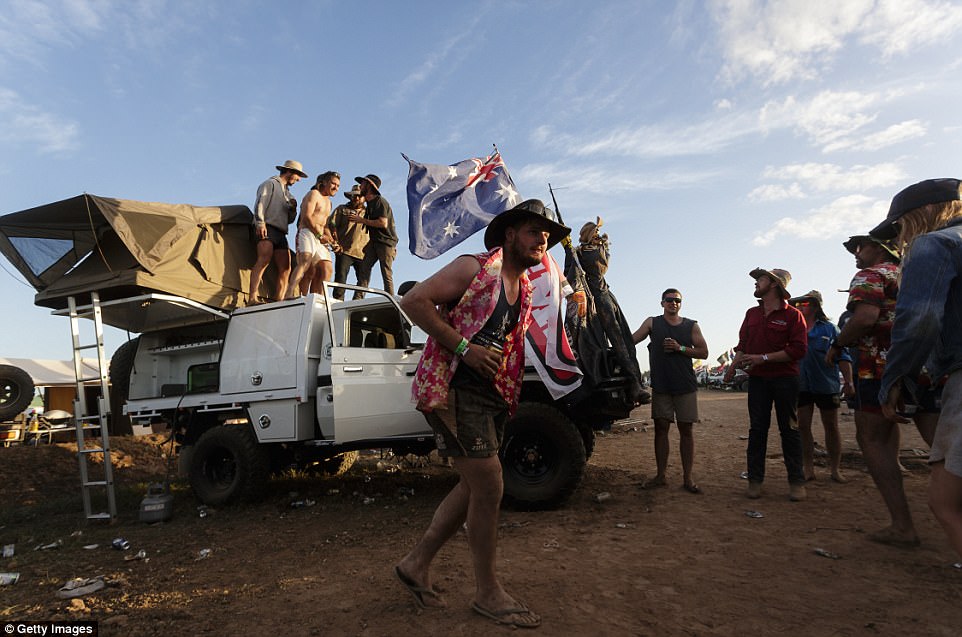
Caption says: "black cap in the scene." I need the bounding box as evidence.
[483,199,571,250]
[870,178,962,240]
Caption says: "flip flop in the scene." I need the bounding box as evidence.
[683,483,703,494]
[641,476,668,489]
[56,577,105,599]
[394,566,445,609]
[868,528,920,549]
[471,600,542,629]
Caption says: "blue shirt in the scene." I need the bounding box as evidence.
[880,217,962,402]
[799,318,851,394]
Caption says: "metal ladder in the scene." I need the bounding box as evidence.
[67,292,116,521]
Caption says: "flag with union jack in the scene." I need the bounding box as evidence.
[403,150,522,259]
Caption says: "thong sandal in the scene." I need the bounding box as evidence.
[471,601,542,629]
[394,566,445,609]
[683,483,703,494]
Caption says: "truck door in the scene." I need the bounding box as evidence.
[327,291,430,443]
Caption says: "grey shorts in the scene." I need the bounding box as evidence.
[930,370,962,477]
[651,390,699,423]
[423,386,509,458]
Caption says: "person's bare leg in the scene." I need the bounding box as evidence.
[272,248,291,301]
[287,251,315,298]
[820,406,846,482]
[678,421,697,491]
[644,419,670,487]
[856,410,919,545]
[798,403,816,481]
[310,259,333,296]
[396,478,470,608]
[929,462,962,559]
[248,240,274,302]
[454,455,537,624]
[914,411,937,447]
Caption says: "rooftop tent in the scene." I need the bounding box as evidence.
[0,195,274,331]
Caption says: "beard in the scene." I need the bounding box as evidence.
[503,237,544,269]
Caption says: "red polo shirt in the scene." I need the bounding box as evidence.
[734,300,808,378]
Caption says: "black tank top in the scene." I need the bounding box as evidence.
[451,280,521,390]
[647,316,698,394]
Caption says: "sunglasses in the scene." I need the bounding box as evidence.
[663,298,682,304]
[794,301,811,308]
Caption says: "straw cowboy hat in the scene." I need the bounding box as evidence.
[483,199,570,250]
[354,174,381,193]
[749,267,792,299]
[842,235,901,263]
[275,160,308,178]
[344,185,363,199]
[579,217,603,244]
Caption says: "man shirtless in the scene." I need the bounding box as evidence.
[288,171,340,298]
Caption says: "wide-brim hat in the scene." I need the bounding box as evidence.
[749,267,791,299]
[870,178,962,240]
[344,185,363,199]
[354,174,381,193]
[579,217,603,244]
[843,234,901,263]
[275,160,308,178]
[483,199,571,250]
[789,289,824,307]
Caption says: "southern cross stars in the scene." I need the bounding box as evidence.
[442,221,459,238]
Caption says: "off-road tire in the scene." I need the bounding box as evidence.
[0,364,34,421]
[500,402,587,511]
[317,451,360,476]
[189,425,269,505]
[108,337,140,404]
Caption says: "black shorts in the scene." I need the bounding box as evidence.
[423,386,509,458]
[254,225,289,250]
[798,391,841,410]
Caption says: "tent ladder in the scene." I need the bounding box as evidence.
[67,293,116,522]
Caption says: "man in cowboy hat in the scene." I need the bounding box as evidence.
[249,160,308,303]
[876,178,962,559]
[726,267,808,501]
[395,199,568,629]
[347,174,398,297]
[827,231,937,548]
[327,184,370,299]
[789,289,853,483]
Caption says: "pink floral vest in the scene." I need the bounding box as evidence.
[412,248,532,415]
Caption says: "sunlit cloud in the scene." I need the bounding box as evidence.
[750,162,906,201]
[712,0,962,86]
[0,88,79,153]
[751,194,887,245]
[825,119,927,152]
[517,162,723,195]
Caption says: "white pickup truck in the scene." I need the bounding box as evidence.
[114,284,631,510]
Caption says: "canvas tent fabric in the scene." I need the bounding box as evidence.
[0,195,274,331]
[0,358,100,387]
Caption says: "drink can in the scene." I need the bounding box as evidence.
[112,537,131,551]
[1,572,20,585]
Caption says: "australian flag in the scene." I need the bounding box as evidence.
[404,150,522,259]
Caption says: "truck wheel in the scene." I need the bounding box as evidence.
[0,364,34,421]
[317,451,359,476]
[739,380,750,392]
[189,425,269,505]
[108,337,140,404]
[500,402,586,511]
[580,426,596,460]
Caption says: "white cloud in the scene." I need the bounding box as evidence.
[517,162,722,195]
[748,183,805,202]
[0,87,79,153]
[758,162,906,194]
[826,119,927,153]
[0,0,109,65]
[712,0,962,86]
[751,194,887,245]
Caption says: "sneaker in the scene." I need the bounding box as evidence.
[745,482,762,499]
[789,483,807,502]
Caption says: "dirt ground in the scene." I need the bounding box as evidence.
[1,389,961,636]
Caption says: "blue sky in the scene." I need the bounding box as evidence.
[2,0,962,371]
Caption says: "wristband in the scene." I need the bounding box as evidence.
[762,354,769,362]
[561,283,575,297]
[454,337,469,357]
[680,345,687,353]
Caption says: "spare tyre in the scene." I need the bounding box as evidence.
[0,364,34,421]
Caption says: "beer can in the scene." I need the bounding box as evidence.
[112,537,131,551]
[0,572,20,585]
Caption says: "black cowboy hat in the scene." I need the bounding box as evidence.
[483,199,570,250]
[870,178,962,240]
[354,174,381,193]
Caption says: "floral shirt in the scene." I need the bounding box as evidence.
[846,262,899,380]
[412,248,533,414]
